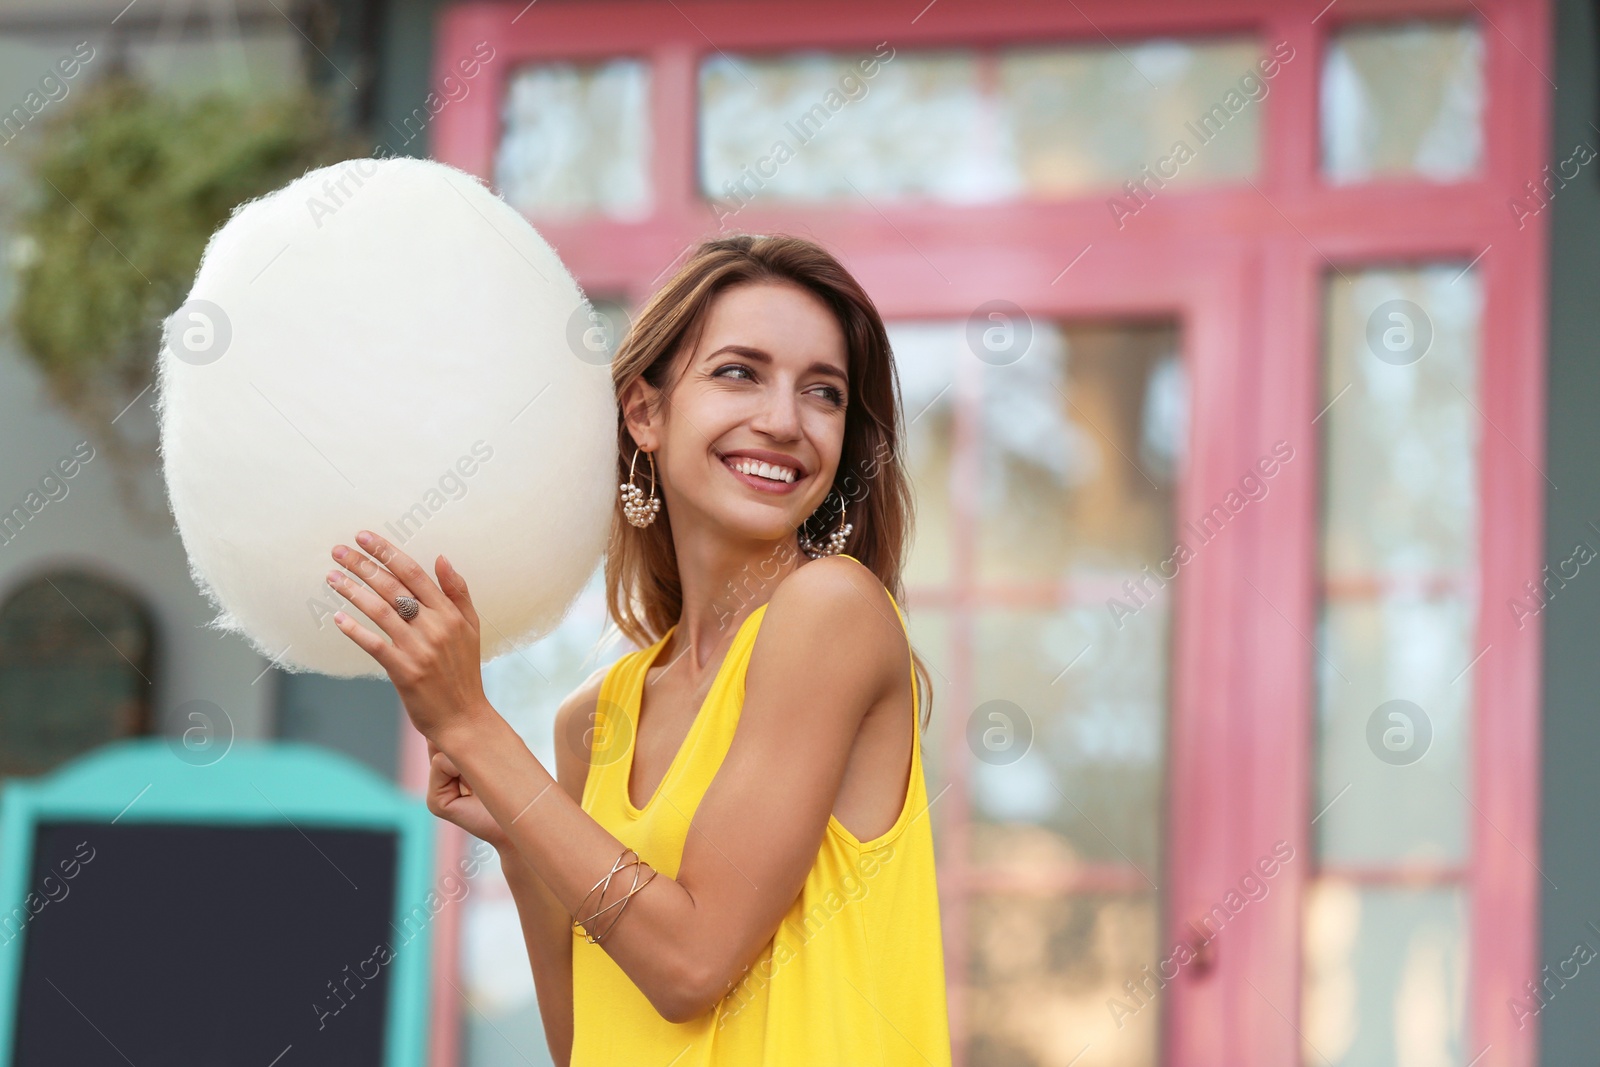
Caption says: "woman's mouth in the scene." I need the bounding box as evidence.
[720,453,803,494]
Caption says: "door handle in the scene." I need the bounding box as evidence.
[1186,921,1218,978]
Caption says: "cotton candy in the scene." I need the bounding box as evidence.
[156,156,615,678]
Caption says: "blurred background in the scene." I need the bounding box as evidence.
[0,0,1589,1064]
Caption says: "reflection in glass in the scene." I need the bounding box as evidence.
[967,892,1161,1067]
[1321,268,1481,576]
[974,603,1169,873]
[496,59,650,219]
[960,318,1182,1067]
[1322,21,1483,183]
[1306,264,1480,1066]
[701,50,1005,206]
[1302,881,1468,1066]
[1000,38,1264,196]
[699,37,1266,206]
[1315,599,1471,865]
[978,321,1185,581]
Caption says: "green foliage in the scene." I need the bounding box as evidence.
[7,75,365,520]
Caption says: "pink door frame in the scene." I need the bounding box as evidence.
[411,0,1551,1063]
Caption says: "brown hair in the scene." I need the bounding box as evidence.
[604,233,934,732]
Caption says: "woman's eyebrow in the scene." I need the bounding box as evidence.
[705,344,848,384]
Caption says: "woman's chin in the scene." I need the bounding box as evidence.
[715,504,801,542]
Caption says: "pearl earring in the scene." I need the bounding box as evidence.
[798,488,853,558]
[621,447,661,528]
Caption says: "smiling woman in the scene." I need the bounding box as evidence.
[327,233,949,1065]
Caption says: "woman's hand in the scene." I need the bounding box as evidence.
[326,529,492,743]
[426,739,510,849]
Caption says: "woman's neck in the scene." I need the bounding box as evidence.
[669,535,810,671]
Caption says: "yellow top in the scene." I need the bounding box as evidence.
[571,556,952,1066]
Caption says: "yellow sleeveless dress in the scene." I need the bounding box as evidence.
[571,557,952,1066]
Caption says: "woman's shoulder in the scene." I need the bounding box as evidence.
[769,552,894,612]
[755,554,906,692]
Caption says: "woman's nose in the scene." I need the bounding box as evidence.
[751,386,802,437]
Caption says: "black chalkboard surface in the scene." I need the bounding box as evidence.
[13,821,396,1066]
[0,741,438,1067]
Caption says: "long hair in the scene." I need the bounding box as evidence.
[604,233,934,732]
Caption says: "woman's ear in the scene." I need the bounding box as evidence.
[619,377,660,451]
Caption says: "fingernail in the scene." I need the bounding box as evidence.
[326,569,342,585]
[333,546,348,559]
[356,531,373,546]
[334,611,348,624]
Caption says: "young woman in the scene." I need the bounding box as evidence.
[326,234,951,1065]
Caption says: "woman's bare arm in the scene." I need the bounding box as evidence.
[497,848,575,1065]
[502,669,603,1066]
[430,670,602,1066]
[432,555,901,1024]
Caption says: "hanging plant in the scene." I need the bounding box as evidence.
[5,75,367,529]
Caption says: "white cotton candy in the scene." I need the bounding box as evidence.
[155,156,615,678]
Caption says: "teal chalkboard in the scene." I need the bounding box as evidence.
[0,739,435,1066]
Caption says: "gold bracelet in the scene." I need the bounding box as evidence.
[574,857,658,944]
[573,859,638,937]
[572,846,636,936]
[575,857,649,938]
[591,861,658,944]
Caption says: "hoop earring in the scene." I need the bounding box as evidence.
[621,447,661,528]
[798,488,853,559]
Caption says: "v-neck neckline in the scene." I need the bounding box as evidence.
[621,605,768,817]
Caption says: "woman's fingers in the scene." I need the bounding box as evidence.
[326,567,410,644]
[330,608,400,670]
[333,543,409,606]
[326,528,458,646]
[431,749,474,796]
[350,530,451,611]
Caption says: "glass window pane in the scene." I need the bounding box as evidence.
[885,321,959,586]
[1314,598,1472,865]
[967,892,1160,1067]
[1321,20,1484,184]
[496,59,650,219]
[1314,263,1481,867]
[0,572,155,776]
[1309,264,1480,1064]
[965,316,1181,1067]
[699,39,1267,207]
[973,603,1169,874]
[1000,37,1264,195]
[700,49,1003,206]
[1321,268,1482,576]
[978,321,1186,582]
[1302,881,1469,1066]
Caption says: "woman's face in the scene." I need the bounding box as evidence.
[633,280,850,546]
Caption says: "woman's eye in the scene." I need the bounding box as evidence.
[714,364,843,406]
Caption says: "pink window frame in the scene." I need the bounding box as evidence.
[418,1,1551,1063]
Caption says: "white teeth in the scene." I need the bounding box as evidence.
[727,457,797,483]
